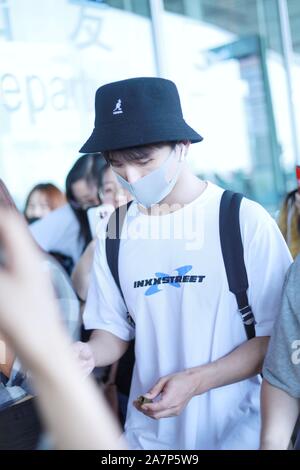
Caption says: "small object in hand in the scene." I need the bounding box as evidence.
[137,395,153,405]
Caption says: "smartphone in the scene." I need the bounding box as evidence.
[87,204,115,238]
[296,165,300,193]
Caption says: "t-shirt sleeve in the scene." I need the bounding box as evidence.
[83,235,135,341]
[263,258,300,398]
[241,200,292,338]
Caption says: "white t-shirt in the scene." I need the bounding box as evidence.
[30,204,85,265]
[84,182,292,450]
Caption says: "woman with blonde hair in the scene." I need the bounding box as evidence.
[278,189,300,259]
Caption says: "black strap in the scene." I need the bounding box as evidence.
[106,201,134,326]
[219,190,256,340]
[105,201,135,398]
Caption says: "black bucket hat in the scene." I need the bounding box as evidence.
[80,77,203,153]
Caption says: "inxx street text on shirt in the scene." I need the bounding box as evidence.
[133,265,206,296]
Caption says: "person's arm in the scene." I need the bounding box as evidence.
[74,231,135,375]
[89,330,128,366]
[0,210,125,450]
[134,336,269,419]
[71,239,96,302]
[260,380,300,450]
[30,331,125,450]
[106,361,119,385]
[260,257,300,450]
[0,330,15,378]
[73,329,129,377]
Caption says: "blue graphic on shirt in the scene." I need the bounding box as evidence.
[145,265,193,296]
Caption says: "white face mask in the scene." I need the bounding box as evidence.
[112,146,184,208]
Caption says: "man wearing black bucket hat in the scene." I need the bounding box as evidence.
[75,77,291,450]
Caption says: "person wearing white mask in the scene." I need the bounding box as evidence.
[73,77,291,450]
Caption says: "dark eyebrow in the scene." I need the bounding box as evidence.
[136,158,152,165]
[109,156,152,165]
[108,158,121,165]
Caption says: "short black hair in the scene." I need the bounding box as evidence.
[102,141,178,165]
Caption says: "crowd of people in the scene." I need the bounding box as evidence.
[0,76,299,450]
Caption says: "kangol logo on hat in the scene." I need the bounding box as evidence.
[79,77,203,153]
[113,99,123,115]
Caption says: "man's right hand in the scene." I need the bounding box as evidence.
[72,341,95,377]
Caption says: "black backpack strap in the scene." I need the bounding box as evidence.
[106,201,135,326]
[105,201,135,399]
[219,190,256,340]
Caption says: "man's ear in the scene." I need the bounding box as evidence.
[179,141,190,159]
[184,141,191,155]
[177,144,184,161]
